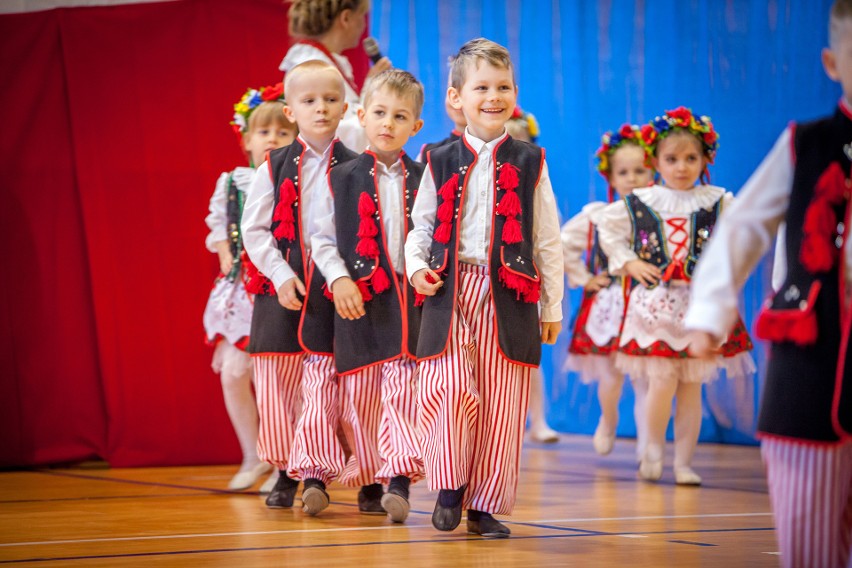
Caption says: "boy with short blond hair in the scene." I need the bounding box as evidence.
[404,38,564,538]
[686,1,852,564]
[241,59,357,509]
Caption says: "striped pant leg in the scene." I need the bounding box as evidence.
[417,269,485,492]
[254,354,304,470]
[375,357,424,484]
[761,437,852,568]
[464,270,531,515]
[337,366,383,487]
[287,354,344,484]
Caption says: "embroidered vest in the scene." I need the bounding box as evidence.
[419,136,544,366]
[328,152,424,374]
[588,226,609,275]
[756,108,852,441]
[624,193,719,288]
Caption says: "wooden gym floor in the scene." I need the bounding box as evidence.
[0,435,777,567]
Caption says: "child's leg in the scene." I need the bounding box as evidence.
[640,376,678,480]
[337,366,383,487]
[528,368,559,443]
[375,357,423,484]
[632,378,649,462]
[672,381,703,484]
[593,364,623,455]
[761,438,852,568]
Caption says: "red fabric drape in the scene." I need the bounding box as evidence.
[0,0,369,467]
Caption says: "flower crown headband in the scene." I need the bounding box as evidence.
[510,105,540,143]
[230,82,286,135]
[640,106,719,164]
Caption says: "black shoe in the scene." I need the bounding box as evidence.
[264,471,299,508]
[358,483,385,515]
[466,510,511,538]
[301,478,330,516]
[381,476,411,523]
[431,485,466,531]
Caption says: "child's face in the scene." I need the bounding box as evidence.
[653,133,705,191]
[283,70,347,146]
[823,17,852,102]
[358,87,423,164]
[340,0,369,50]
[448,60,517,141]
[608,144,653,198]
[243,121,297,167]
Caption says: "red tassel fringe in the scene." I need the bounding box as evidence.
[358,192,377,216]
[414,292,426,307]
[498,163,519,190]
[496,190,521,217]
[322,282,334,301]
[754,309,818,346]
[803,197,838,237]
[371,267,390,294]
[273,220,295,241]
[356,237,380,259]
[357,217,378,238]
[279,178,296,204]
[434,222,452,244]
[437,200,454,223]
[438,174,459,201]
[800,232,836,273]
[498,267,540,303]
[357,279,373,302]
[815,162,847,204]
[502,217,522,244]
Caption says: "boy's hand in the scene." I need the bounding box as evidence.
[332,277,366,320]
[541,321,561,345]
[625,259,662,288]
[366,57,392,79]
[584,273,612,293]
[214,241,234,275]
[277,277,306,311]
[411,268,443,296]
[687,330,722,359]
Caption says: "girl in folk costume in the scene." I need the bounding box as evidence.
[280,0,391,152]
[562,124,654,458]
[203,84,296,491]
[596,107,755,485]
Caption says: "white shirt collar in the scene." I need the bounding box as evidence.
[463,127,509,155]
[365,148,404,174]
[298,134,334,159]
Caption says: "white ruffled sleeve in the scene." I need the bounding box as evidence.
[595,199,637,276]
[204,172,230,252]
[561,202,605,288]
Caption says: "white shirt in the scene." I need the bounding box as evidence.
[685,125,852,338]
[204,167,254,252]
[241,136,336,291]
[404,128,564,322]
[561,202,607,288]
[279,43,367,153]
[312,153,408,286]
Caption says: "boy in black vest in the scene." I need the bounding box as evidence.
[686,2,852,564]
[241,60,357,509]
[303,69,426,521]
[404,38,564,538]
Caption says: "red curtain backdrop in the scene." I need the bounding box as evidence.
[0,0,369,467]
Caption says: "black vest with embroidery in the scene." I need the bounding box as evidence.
[328,152,424,374]
[624,193,719,287]
[419,131,461,164]
[247,139,357,355]
[588,227,609,274]
[420,136,544,366]
[759,109,852,442]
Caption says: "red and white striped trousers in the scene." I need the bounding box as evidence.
[761,436,852,568]
[418,263,532,515]
[253,354,304,470]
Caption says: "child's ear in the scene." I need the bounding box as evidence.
[357,106,367,127]
[447,87,462,110]
[823,47,840,82]
[411,118,424,136]
[283,105,295,123]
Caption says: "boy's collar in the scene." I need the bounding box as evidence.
[298,134,335,156]
[463,127,508,153]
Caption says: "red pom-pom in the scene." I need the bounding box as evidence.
[357,217,378,238]
[357,279,373,302]
[322,282,335,301]
[522,283,541,303]
[358,191,377,217]
[437,199,455,223]
[799,232,836,273]
[497,267,540,303]
[438,174,459,201]
[356,238,380,258]
[434,221,452,244]
[803,198,837,237]
[371,267,391,294]
[279,178,297,204]
[243,259,273,295]
[496,189,521,217]
[498,163,519,191]
[273,220,295,241]
[273,198,294,224]
[502,216,522,244]
[815,162,848,204]
[754,309,818,346]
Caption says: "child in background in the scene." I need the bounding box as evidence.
[686,1,852,562]
[405,38,563,538]
[304,69,426,521]
[280,0,391,153]
[241,61,357,509]
[417,72,467,162]
[203,84,295,491]
[506,106,559,444]
[596,108,754,486]
[562,124,653,459]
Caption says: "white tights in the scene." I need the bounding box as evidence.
[213,341,260,471]
[643,379,702,469]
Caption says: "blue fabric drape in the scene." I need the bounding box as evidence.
[372,0,837,444]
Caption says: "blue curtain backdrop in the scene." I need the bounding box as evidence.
[371,0,838,444]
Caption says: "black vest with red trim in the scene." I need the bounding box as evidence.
[419,131,461,164]
[328,152,424,374]
[624,193,719,287]
[247,138,357,355]
[756,108,852,442]
[419,135,544,366]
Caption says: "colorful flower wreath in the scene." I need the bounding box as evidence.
[595,123,652,177]
[510,106,540,142]
[230,83,286,135]
[643,106,719,164]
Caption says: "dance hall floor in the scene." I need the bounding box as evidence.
[0,435,776,567]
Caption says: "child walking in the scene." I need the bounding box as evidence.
[686,2,852,563]
[562,124,653,458]
[596,107,754,485]
[203,84,296,491]
[241,61,357,509]
[405,38,563,538]
[302,69,426,522]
